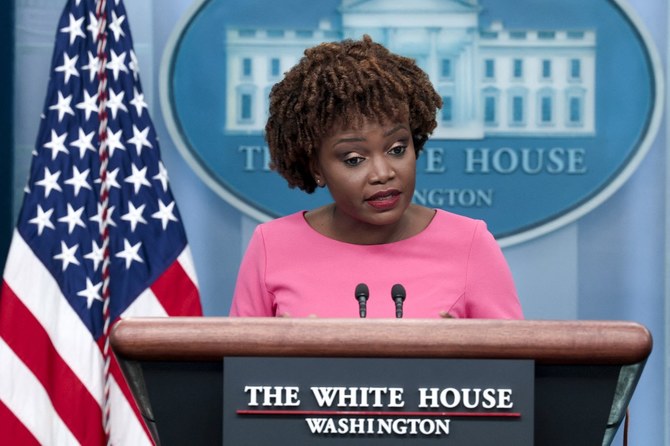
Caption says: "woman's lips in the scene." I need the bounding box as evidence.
[365,190,401,210]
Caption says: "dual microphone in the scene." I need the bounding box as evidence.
[354,283,406,319]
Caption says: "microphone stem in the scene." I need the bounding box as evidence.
[395,299,403,318]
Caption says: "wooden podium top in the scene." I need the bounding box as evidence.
[111,317,651,365]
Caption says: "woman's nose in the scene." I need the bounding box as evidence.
[368,156,396,184]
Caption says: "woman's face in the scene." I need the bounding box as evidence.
[313,120,417,229]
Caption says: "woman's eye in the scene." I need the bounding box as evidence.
[389,145,407,156]
[343,156,365,167]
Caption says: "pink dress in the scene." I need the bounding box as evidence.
[230,210,522,319]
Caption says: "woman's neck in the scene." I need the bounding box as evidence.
[305,204,435,245]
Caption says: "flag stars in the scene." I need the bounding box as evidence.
[125,164,151,194]
[70,128,96,158]
[109,11,126,42]
[35,167,63,198]
[28,205,55,235]
[76,90,99,121]
[127,125,152,155]
[49,91,75,122]
[116,238,144,269]
[53,241,80,271]
[153,161,170,192]
[60,12,85,45]
[152,199,178,230]
[57,204,87,234]
[86,12,100,43]
[90,203,117,229]
[107,50,129,81]
[77,278,103,309]
[43,129,69,160]
[95,167,121,190]
[84,240,104,271]
[121,202,147,232]
[106,128,127,157]
[129,50,140,80]
[106,89,128,119]
[54,53,80,84]
[82,51,101,82]
[129,87,147,117]
[64,166,92,196]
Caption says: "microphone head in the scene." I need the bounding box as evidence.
[355,283,369,300]
[391,283,406,301]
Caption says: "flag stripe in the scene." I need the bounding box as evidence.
[0,400,41,446]
[0,283,104,445]
[177,246,199,287]
[108,374,154,445]
[151,256,202,316]
[0,337,78,445]
[121,287,169,318]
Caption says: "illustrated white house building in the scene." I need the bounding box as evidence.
[224,0,596,139]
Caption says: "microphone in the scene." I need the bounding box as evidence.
[354,283,369,318]
[391,284,406,318]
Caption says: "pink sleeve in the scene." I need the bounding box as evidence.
[229,227,276,317]
[464,221,523,319]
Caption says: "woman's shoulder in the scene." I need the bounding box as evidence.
[431,208,486,231]
[255,211,311,239]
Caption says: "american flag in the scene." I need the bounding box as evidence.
[0,0,202,444]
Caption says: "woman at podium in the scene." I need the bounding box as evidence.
[230,36,522,320]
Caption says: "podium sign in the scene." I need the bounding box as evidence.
[223,357,534,444]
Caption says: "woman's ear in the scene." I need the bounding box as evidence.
[310,159,324,187]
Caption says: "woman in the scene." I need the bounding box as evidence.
[230,36,522,319]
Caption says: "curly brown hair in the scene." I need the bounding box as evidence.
[265,35,442,193]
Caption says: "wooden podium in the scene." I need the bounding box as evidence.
[111,318,651,445]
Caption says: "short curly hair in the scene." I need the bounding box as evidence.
[265,35,442,193]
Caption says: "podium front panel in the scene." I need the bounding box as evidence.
[111,318,652,446]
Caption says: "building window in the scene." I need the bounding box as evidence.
[512,59,523,80]
[508,88,527,126]
[241,58,253,78]
[484,97,496,124]
[512,96,524,123]
[238,30,256,38]
[484,59,495,80]
[538,31,556,39]
[442,96,453,123]
[569,59,581,80]
[269,58,281,78]
[541,60,552,79]
[569,97,582,124]
[541,97,552,123]
[296,30,313,38]
[236,85,256,124]
[440,59,453,80]
[565,88,586,126]
[240,94,252,120]
[537,89,555,125]
[483,87,500,126]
